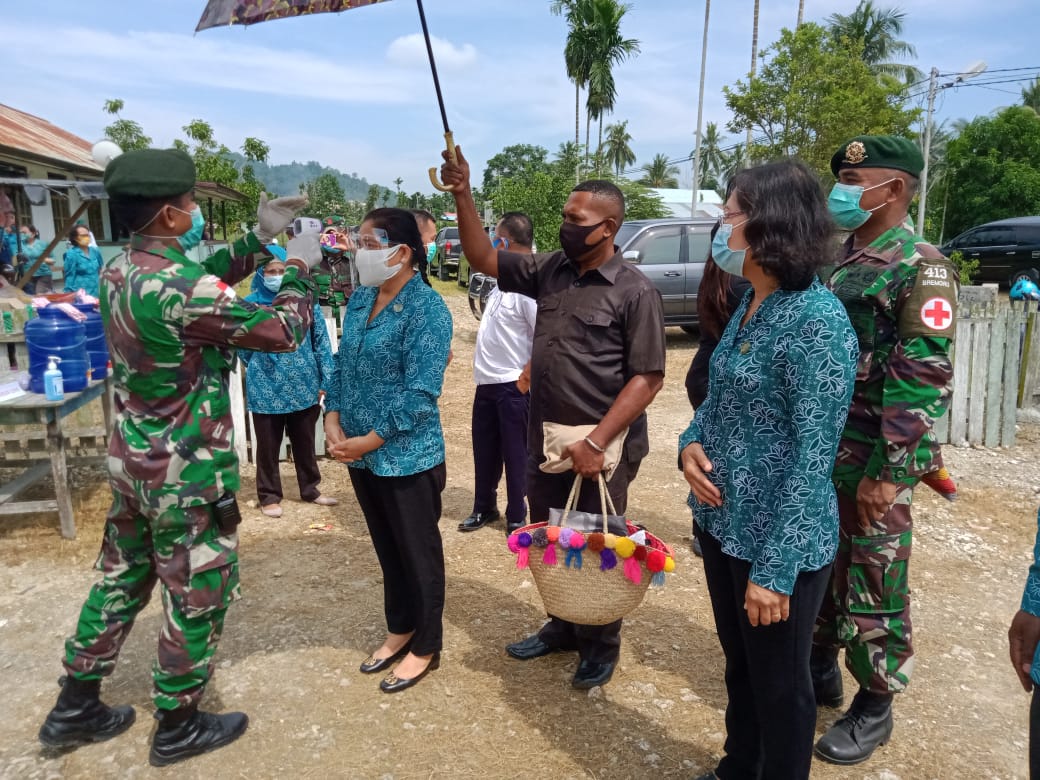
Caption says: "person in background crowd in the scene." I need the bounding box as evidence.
[1008,505,1040,778]
[681,161,857,780]
[36,148,315,766]
[814,135,958,766]
[18,224,55,294]
[62,224,104,297]
[314,214,356,321]
[458,212,537,535]
[2,211,19,260]
[241,244,338,518]
[324,208,452,694]
[441,148,666,691]
[411,209,438,269]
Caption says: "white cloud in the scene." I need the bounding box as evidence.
[385,33,478,70]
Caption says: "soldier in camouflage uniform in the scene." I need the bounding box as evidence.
[315,214,356,321]
[38,149,321,767]
[813,136,958,765]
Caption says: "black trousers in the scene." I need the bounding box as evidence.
[1031,688,1040,779]
[471,382,530,524]
[252,405,321,506]
[527,456,640,665]
[349,463,447,656]
[696,525,832,780]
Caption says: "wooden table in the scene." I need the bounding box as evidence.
[0,374,112,539]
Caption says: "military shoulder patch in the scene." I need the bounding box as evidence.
[899,259,957,340]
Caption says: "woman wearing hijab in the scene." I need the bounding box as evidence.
[323,208,452,693]
[240,245,338,518]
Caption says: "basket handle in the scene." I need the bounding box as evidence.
[561,473,616,534]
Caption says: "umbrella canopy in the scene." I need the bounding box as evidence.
[195,0,457,190]
[196,0,388,31]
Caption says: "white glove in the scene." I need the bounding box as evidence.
[285,234,323,269]
[254,193,309,244]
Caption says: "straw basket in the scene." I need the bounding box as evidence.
[508,475,674,626]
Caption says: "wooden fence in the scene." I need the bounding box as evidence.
[934,300,1040,447]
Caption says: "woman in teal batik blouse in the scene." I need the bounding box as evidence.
[1008,505,1040,778]
[680,160,858,780]
[324,208,452,694]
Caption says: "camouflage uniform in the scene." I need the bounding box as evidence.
[817,221,957,694]
[63,231,314,711]
[315,215,355,321]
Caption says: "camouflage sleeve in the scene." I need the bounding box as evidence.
[865,334,953,484]
[370,294,452,439]
[311,302,336,395]
[181,264,314,353]
[200,231,270,287]
[1022,507,1040,617]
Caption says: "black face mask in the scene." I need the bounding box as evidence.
[559,219,608,261]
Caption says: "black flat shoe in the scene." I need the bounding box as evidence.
[572,659,616,689]
[359,641,412,674]
[379,654,440,693]
[458,511,500,532]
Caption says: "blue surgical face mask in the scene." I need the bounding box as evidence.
[827,179,895,230]
[173,205,206,252]
[711,220,748,277]
[426,242,437,264]
[262,273,284,293]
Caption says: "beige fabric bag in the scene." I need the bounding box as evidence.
[539,422,628,481]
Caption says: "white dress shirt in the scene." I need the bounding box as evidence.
[473,287,537,385]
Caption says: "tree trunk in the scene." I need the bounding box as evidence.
[597,116,604,177]
[575,83,581,184]
[584,109,592,171]
[746,0,760,157]
[796,0,804,27]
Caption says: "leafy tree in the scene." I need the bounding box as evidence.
[615,180,668,220]
[942,106,1040,239]
[826,1,922,84]
[638,153,680,188]
[304,173,346,219]
[102,98,152,152]
[603,120,636,178]
[494,170,574,252]
[482,144,550,190]
[724,23,919,178]
[692,122,727,193]
[1023,78,1040,114]
[364,184,380,213]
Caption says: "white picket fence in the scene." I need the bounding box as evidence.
[934,300,1040,448]
[229,307,340,464]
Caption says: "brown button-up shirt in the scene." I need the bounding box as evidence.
[497,248,666,464]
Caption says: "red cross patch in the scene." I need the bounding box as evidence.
[920,297,953,330]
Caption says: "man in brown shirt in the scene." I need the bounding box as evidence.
[441,148,666,689]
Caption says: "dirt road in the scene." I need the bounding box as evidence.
[1,283,1037,779]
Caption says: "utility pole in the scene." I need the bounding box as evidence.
[691,0,710,217]
[916,67,939,237]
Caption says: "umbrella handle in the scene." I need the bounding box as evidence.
[428,131,457,192]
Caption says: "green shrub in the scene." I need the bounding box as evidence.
[948,250,980,287]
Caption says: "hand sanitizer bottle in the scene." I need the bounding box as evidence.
[44,355,64,401]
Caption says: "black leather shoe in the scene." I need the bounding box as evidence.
[149,709,249,767]
[815,690,893,765]
[506,521,525,535]
[379,653,440,693]
[458,510,500,532]
[572,659,616,689]
[693,773,718,780]
[505,635,561,660]
[811,646,844,708]
[38,677,136,749]
[690,535,703,557]
[359,641,412,674]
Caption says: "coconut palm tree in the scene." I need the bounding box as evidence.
[638,153,680,188]
[692,122,727,185]
[551,0,595,176]
[720,144,746,191]
[826,1,923,84]
[603,120,636,177]
[1023,77,1040,114]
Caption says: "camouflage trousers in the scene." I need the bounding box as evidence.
[62,490,241,710]
[814,489,914,694]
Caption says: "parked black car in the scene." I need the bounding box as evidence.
[467,217,716,330]
[940,217,1040,287]
[431,226,460,281]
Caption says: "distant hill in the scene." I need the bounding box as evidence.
[226,152,379,200]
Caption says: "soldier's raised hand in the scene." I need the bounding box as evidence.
[254,193,309,243]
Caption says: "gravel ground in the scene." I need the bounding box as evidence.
[1,282,1038,779]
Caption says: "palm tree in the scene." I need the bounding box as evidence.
[603,120,636,177]
[720,144,746,191]
[551,0,595,178]
[585,0,639,174]
[1023,77,1040,114]
[826,1,923,84]
[692,122,726,185]
[638,153,680,188]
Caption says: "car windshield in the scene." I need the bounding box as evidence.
[441,228,459,240]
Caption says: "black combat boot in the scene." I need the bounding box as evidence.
[149,706,249,767]
[38,676,136,749]
[814,689,894,765]
[810,645,844,708]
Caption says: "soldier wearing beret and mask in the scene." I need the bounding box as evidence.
[812,135,958,766]
[38,148,321,766]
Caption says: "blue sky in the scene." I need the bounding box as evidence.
[5,0,1038,194]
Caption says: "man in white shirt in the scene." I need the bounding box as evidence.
[459,212,538,534]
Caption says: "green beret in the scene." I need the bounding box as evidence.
[104,149,196,199]
[830,135,924,178]
[323,215,346,227]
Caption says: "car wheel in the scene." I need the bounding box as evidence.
[458,268,468,288]
[1011,268,1040,286]
[438,261,449,282]
[680,325,699,336]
